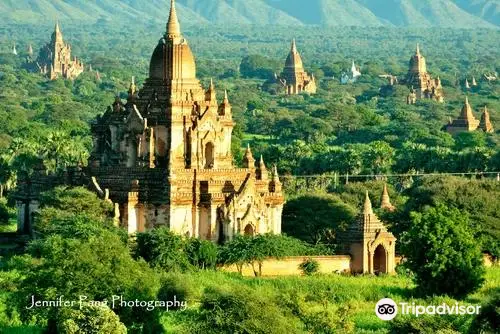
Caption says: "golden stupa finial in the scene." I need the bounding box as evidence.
[291,38,297,53]
[166,0,181,38]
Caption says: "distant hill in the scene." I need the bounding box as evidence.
[453,0,500,26]
[355,0,496,28]
[0,0,497,28]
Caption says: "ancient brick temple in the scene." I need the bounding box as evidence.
[446,97,494,134]
[16,0,284,242]
[35,22,84,80]
[338,191,396,274]
[276,39,317,95]
[405,44,444,103]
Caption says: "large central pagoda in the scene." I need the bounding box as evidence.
[85,0,284,241]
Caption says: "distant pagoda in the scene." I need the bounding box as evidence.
[35,22,84,80]
[479,106,494,133]
[446,97,482,134]
[275,39,317,95]
[405,44,444,103]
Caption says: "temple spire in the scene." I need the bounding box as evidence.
[291,38,297,53]
[460,96,476,122]
[243,144,255,168]
[416,43,420,55]
[380,184,395,211]
[166,0,181,38]
[363,191,373,215]
[479,106,494,133]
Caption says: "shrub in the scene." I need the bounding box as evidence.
[403,203,485,298]
[469,288,500,334]
[135,227,192,272]
[185,238,218,270]
[12,232,161,330]
[0,200,10,225]
[299,258,320,276]
[389,314,468,334]
[193,286,303,333]
[56,305,127,334]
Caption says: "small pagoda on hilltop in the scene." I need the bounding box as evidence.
[405,44,444,103]
[446,97,494,134]
[275,39,317,95]
[34,22,84,80]
[338,191,397,274]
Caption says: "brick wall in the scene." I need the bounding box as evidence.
[221,255,351,277]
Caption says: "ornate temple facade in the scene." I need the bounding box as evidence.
[446,97,494,134]
[405,44,444,103]
[276,39,317,95]
[15,0,284,242]
[338,191,397,274]
[35,23,84,80]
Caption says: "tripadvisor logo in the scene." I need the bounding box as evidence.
[375,298,481,321]
[375,298,398,321]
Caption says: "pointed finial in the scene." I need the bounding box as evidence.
[272,165,279,179]
[259,155,266,167]
[128,76,137,97]
[416,43,420,55]
[210,78,214,90]
[291,38,297,53]
[224,90,228,101]
[166,0,181,38]
[381,184,395,211]
[465,95,469,105]
[55,20,60,33]
[363,191,373,215]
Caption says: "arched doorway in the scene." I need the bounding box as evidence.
[373,244,387,274]
[204,142,214,169]
[244,224,254,236]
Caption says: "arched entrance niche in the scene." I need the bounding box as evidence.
[204,142,214,169]
[244,224,254,236]
[373,244,387,274]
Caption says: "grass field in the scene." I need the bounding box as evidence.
[159,267,500,333]
[1,259,497,333]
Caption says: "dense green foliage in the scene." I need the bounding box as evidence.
[282,193,357,245]
[404,204,486,298]
[56,305,127,334]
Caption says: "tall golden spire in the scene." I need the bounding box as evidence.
[53,21,63,43]
[291,38,298,53]
[166,0,181,38]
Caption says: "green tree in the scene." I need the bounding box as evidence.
[57,305,127,334]
[135,227,192,272]
[403,204,485,298]
[11,232,160,330]
[282,194,356,245]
